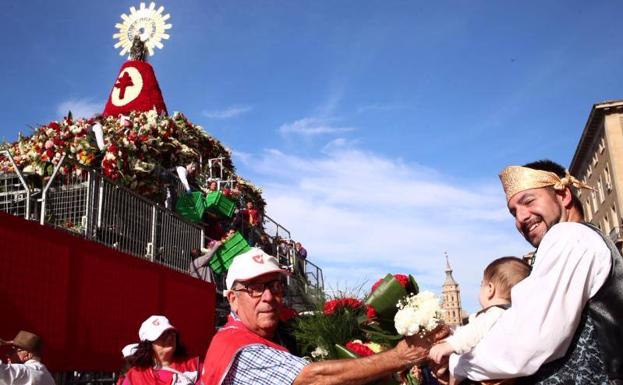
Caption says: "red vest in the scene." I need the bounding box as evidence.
[125,357,200,385]
[200,317,289,385]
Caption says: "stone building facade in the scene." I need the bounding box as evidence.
[570,100,623,252]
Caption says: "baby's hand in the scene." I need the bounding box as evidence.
[428,341,454,364]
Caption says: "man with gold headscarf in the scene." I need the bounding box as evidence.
[449,160,623,385]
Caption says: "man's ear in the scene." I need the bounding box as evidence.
[555,187,574,209]
[227,291,239,313]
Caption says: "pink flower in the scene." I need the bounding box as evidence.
[45,140,55,149]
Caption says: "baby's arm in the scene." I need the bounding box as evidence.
[429,341,455,364]
[446,307,505,354]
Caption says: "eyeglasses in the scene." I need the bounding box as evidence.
[233,280,284,298]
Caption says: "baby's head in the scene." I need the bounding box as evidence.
[480,256,530,308]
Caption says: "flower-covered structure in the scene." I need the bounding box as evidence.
[0,109,265,210]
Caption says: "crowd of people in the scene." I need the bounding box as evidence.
[3,158,622,385]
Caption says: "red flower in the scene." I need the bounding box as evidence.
[108,144,118,154]
[394,274,409,288]
[370,274,410,294]
[345,341,375,357]
[279,306,298,322]
[48,122,60,131]
[323,298,363,315]
[366,305,377,319]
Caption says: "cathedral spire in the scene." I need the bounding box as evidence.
[444,251,457,285]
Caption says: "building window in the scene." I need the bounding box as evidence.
[604,215,611,234]
[592,191,599,213]
[599,137,605,154]
[587,164,593,179]
[613,205,620,228]
[598,178,605,203]
[605,165,613,191]
[585,199,593,222]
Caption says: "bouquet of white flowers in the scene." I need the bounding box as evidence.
[394,291,443,337]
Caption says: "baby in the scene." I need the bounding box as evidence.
[429,256,531,383]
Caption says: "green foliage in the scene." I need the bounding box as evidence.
[291,299,366,360]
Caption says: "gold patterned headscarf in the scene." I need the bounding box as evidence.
[499,166,592,202]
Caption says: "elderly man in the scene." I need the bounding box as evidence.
[449,160,623,384]
[200,248,430,385]
[0,331,55,385]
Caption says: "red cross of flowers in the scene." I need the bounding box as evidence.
[114,71,134,99]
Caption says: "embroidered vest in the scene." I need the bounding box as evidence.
[520,223,623,384]
[200,317,289,385]
[125,357,200,385]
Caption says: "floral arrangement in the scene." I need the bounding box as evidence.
[0,110,267,211]
[291,274,445,385]
[394,291,443,337]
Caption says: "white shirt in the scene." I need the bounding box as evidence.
[451,222,611,381]
[175,166,191,192]
[0,359,56,385]
[446,306,506,354]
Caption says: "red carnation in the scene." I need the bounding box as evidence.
[345,341,375,357]
[370,274,410,294]
[366,305,377,319]
[323,298,363,316]
[279,306,298,322]
[394,274,409,288]
[48,122,60,131]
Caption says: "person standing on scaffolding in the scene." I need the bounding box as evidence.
[159,161,198,210]
[239,201,260,245]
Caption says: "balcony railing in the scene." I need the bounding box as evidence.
[0,150,324,302]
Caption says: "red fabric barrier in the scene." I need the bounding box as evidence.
[0,211,215,371]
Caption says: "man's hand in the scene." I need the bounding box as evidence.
[393,339,429,367]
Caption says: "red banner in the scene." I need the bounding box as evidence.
[0,212,215,371]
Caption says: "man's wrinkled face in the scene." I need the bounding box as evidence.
[228,272,283,339]
[508,187,565,247]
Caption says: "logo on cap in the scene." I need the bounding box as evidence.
[252,254,264,264]
[153,319,160,326]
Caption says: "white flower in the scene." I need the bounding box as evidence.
[394,291,442,336]
[311,346,328,359]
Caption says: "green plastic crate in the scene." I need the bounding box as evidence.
[205,191,236,218]
[175,192,206,222]
[209,232,251,274]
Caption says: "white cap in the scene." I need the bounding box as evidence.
[121,343,138,358]
[138,315,175,342]
[225,248,289,296]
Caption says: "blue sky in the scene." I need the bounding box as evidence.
[3,1,623,312]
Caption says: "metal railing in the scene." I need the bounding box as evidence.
[263,214,291,240]
[0,151,324,301]
[0,151,33,219]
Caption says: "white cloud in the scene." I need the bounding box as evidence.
[279,117,354,136]
[202,105,252,119]
[235,144,532,313]
[57,99,101,119]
